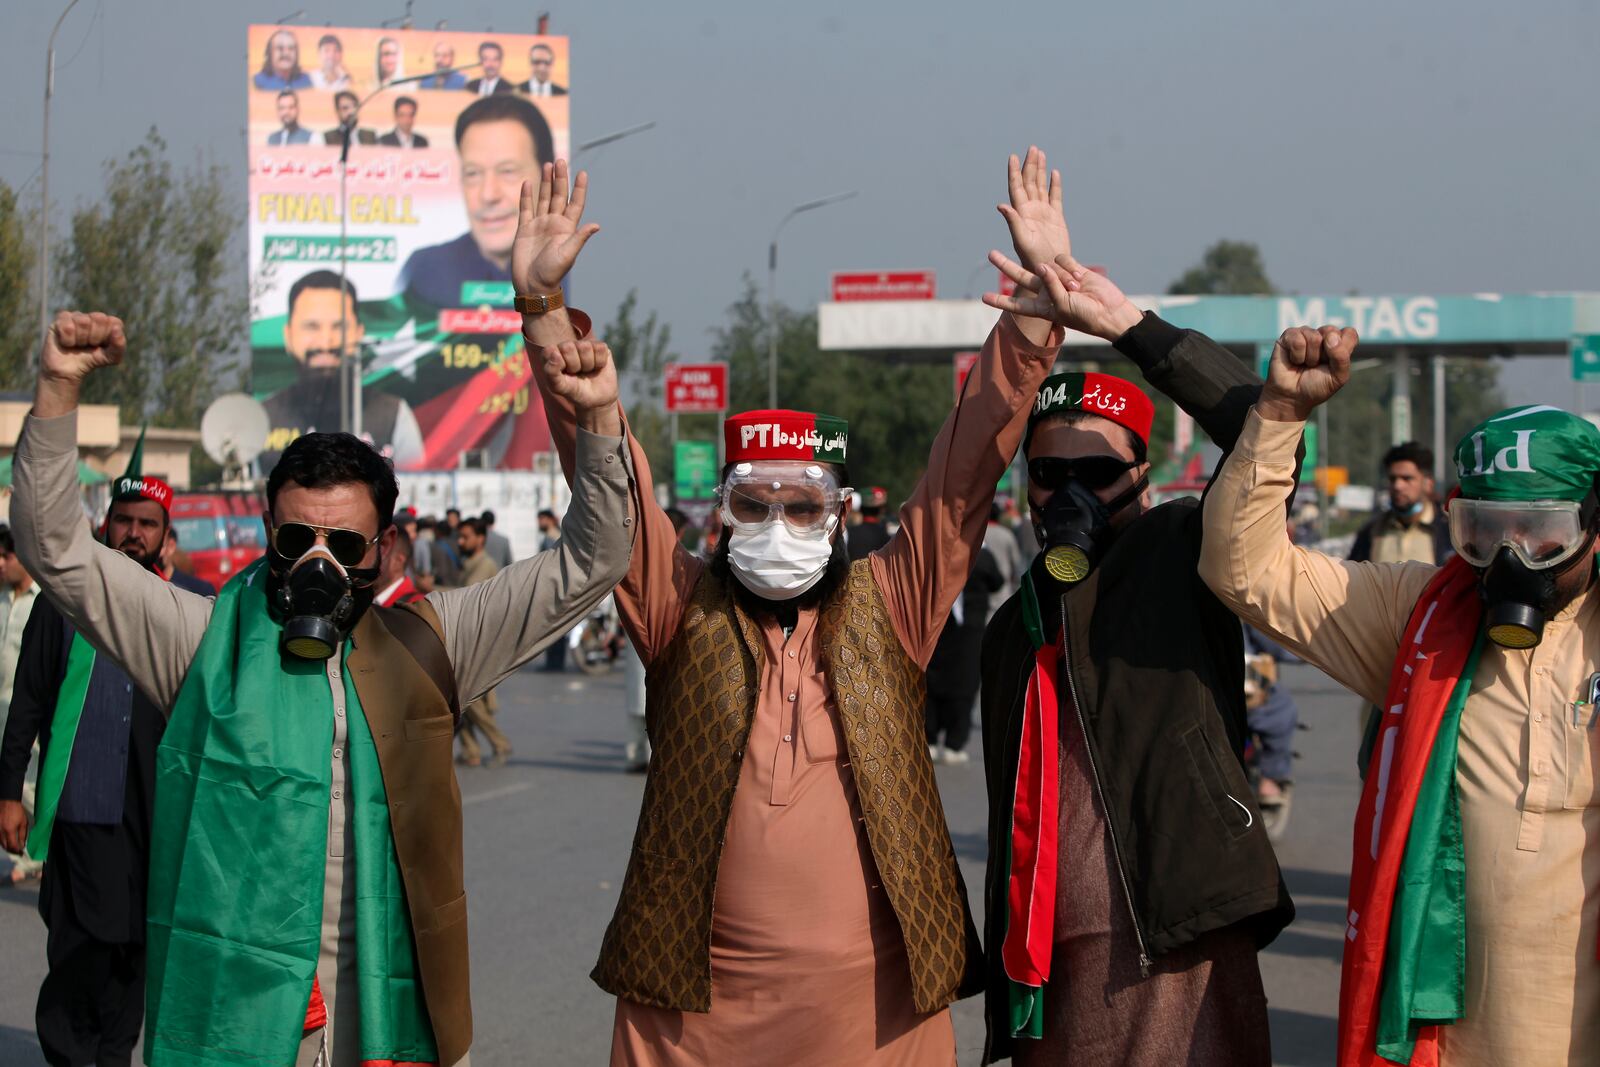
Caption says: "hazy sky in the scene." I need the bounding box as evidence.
[5,0,1597,374]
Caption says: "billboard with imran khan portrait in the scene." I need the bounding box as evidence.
[245,24,571,471]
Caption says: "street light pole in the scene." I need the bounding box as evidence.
[39,0,84,345]
[574,121,657,159]
[766,191,856,409]
[336,62,479,437]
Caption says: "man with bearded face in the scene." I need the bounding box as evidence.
[1201,329,1600,1067]
[5,310,636,1066]
[519,155,1067,1064]
[0,458,177,1066]
[973,152,1296,1067]
[261,270,423,472]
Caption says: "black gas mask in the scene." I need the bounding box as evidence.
[1477,540,1592,650]
[1449,490,1600,650]
[1029,458,1148,585]
[269,547,379,660]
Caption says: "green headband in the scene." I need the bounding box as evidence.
[1454,406,1600,502]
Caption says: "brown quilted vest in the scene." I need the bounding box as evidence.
[591,559,983,1014]
[348,600,472,1065]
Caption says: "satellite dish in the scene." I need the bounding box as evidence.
[201,394,271,475]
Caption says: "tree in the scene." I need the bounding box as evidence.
[601,289,680,480]
[1167,239,1275,296]
[0,180,39,391]
[712,278,953,507]
[55,128,245,428]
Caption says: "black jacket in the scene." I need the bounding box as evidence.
[979,314,1296,1063]
[0,596,166,943]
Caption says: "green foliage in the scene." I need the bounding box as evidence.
[0,181,39,392]
[55,128,245,427]
[1324,357,1504,491]
[1168,239,1276,296]
[712,277,953,506]
[601,288,683,481]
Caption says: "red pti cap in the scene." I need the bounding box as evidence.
[723,410,849,464]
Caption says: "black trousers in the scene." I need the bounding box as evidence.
[925,688,975,753]
[36,910,144,1067]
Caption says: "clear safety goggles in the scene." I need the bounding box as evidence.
[716,461,851,535]
[1447,497,1595,570]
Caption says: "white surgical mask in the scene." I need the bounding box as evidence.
[727,515,838,600]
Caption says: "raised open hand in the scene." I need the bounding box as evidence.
[41,311,126,384]
[512,159,601,296]
[983,253,1142,341]
[998,146,1070,275]
[1260,326,1359,422]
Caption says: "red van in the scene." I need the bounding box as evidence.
[169,492,267,591]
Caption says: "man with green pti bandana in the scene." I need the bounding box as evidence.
[1201,325,1600,1066]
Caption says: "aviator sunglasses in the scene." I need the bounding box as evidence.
[1028,455,1140,492]
[269,521,380,567]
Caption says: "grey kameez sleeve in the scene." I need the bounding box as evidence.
[11,411,215,710]
[426,427,636,704]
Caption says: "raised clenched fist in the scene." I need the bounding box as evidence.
[1259,325,1360,422]
[41,311,126,384]
[541,339,619,415]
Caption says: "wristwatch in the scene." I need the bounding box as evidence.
[514,291,565,315]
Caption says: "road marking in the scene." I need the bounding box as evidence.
[463,781,535,807]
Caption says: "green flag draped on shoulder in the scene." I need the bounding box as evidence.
[144,560,436,1067]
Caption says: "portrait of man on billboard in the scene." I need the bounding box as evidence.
[254,29,311,90]
[394,94,553,308]
[465,41,515,95]
[378,96,429,148]
[308,33,351,90]
[519,43,567,96]
[419,41,467,88]
[267,90,314,145]
[324,90,378,147]
[260,270,423,471]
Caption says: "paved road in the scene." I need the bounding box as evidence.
[0,659,1360,1065]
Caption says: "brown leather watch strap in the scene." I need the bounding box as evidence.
[514,291,565,315]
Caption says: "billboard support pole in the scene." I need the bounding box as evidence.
[338,130,354,437]
[333,62,480,443]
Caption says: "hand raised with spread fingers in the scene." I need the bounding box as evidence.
[512,159,601,296]
[997,146,1070,277]
[1259,325,1360,422]
[983,253,1143,342]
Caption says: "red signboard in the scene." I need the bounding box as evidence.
[664,363,729,413]
[954,351,980,400]
[830,270,936,303]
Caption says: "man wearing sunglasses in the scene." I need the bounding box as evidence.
[974,150,1294,1066]
[517,156,1065,1064]
[8,310,635,1067]
[1201,328,1600,1066]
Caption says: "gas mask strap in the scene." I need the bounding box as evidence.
[1103,474,1149,517]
